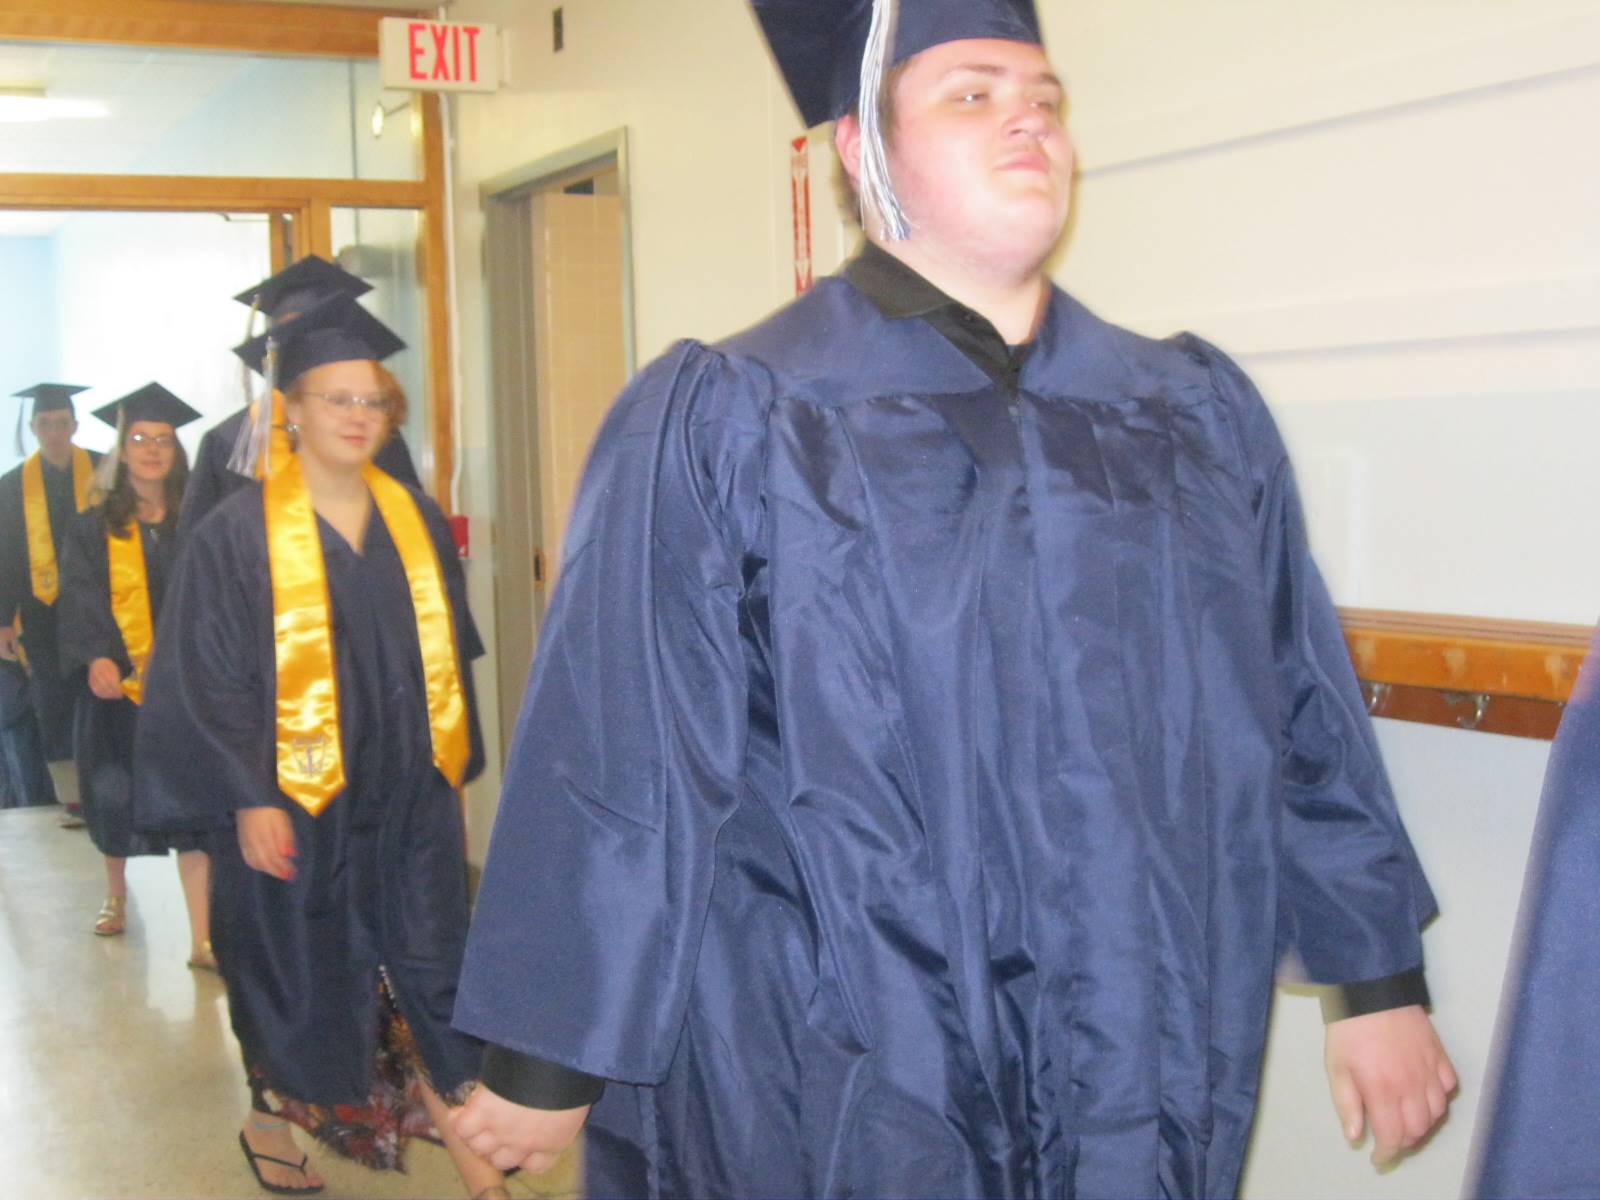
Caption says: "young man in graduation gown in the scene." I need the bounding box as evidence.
[450,3,1456,1196]
[0,383,102,824]
[180,254,421,536]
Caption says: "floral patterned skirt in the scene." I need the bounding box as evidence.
[247,973,470,1172]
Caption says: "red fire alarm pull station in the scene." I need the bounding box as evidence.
[449,514,471,559]
[379,18,501,93]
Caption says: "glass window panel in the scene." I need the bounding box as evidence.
[331,207,432,491]
[0,41,419,181]
[1,210,272,475]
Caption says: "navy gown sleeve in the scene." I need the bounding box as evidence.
[134,497,280,832]
[453,342,763,1084]
[0,468,24,624]
[56,510,127,675]
[1188,335,1437,985]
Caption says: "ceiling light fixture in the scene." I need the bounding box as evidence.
[0,85,110,123]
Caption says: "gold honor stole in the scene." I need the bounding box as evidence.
[264,455,470,815]
[106,527,155,705]
[22,447,94,604]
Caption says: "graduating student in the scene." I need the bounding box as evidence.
[134,296,502,1199]
[56,384,213,956]
[0,382,102,824]
[180,254,422,536]
[450,2,1456,1197]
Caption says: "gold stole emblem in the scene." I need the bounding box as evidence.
[22,447,94,604]
[264,455,469,816]
[106,526,154,705]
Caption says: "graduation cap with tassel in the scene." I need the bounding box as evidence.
[227,255,373,478]
[89,382,202,494]
[10,382,89,458]
[749,0,1043,240]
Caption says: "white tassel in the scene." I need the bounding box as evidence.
[227,298,268,477]
[228,336,278,478]
[858,0,910,241]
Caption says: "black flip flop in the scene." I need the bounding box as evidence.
[237,1130,324,1196]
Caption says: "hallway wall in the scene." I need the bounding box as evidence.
[441,3,1600,1193]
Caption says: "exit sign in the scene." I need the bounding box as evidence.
[379,17,500,93]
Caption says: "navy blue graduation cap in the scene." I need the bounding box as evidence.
[752,0,1041,128]
[233,254,372,325]
[90,383,202,490]
[750,0,1042,240]
[12,382,89,417]
[11,382,89,455]
[92,383,202,432]
[232,292,405,388]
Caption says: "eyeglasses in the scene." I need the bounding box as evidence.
[127,432,177,448]
[301,390,394,415]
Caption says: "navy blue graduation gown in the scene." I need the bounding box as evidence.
[0,450,102,761]
[57,507,191,857]
[454,276,1436,1199]
[134,478,485,1106]
[1466,622,1600,1198]
[179,408,421,538]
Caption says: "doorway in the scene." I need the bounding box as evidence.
[482,129,635,754]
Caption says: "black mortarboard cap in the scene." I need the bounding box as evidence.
[232,293,405,387]
[92,383,202,431]
[752,0,1043,127]
[12,382,89,417]
[233,254,372,324]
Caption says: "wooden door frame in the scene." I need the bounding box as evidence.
[0,0,455,508]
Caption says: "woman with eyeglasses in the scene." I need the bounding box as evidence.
[57,384,213,959]
[134,296,503,1199]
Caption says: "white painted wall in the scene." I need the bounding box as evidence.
[441,2,1597,1192]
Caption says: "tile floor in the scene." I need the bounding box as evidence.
[0,803,582,1200]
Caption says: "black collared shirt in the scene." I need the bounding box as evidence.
[843,241,1034,396]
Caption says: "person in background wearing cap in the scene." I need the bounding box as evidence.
[449,2,1456,1197]
[0,383,102,825]
[133,296,502,1199]
[56,384,214,960]
[1,657,56,809]
[180,254,422,539]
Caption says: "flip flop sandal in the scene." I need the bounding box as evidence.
[93,896,126,937]
[238,1130,324,1196]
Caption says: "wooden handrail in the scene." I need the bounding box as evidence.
[1338,608,1593,739]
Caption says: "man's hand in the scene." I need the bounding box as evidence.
[237,805,297,880]
[1325,1005,1456,1164]
[0,624,18,662]
[452,1085,590,1173]
[88,657,124,701]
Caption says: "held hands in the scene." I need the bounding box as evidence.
[0,623,18,661]
[237,805,298,880]
[1325,1005,1457,1164]
[452,1085,590,1174]
[87,657,124,701]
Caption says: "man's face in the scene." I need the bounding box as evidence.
[30,410,77,459]
[881,38,1073,274]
